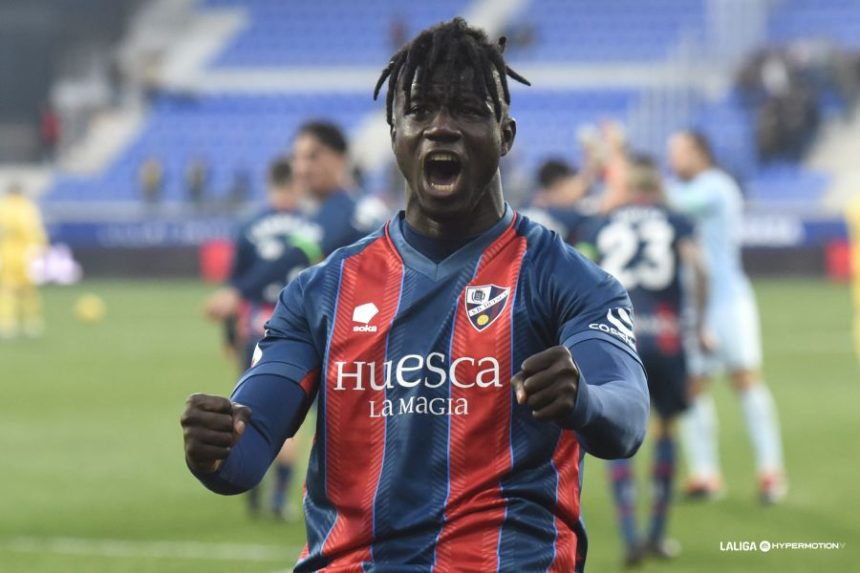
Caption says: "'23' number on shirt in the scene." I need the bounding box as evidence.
[597,219,675,291]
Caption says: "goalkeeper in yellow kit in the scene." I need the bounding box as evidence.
[0,183,47,338]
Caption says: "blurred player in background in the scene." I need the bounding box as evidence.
[580,153,710,566]
[205,122,388,518]
[0,182,48,339]
[291,120,389,254]
[206,156,314,519]
[519,158,591,244]
[182,18,649,571]
[667,131,787,503]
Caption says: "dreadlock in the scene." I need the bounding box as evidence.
[373,17,530,126]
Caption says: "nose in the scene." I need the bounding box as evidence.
[425,108,461,143]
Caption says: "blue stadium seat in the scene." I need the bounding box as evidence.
[202,0,469,68]
[767,0,860,48]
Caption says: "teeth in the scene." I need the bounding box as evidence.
[428,151,457,163]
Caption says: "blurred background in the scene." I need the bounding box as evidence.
[0,0,857,572]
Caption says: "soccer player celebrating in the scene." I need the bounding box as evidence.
[0,182,48,339]
[580,154,710,565]
[666,131,787,503]
[181,18,648,571]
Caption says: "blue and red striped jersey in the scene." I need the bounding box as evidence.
[251,206,643,572]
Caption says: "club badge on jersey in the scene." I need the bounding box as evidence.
[464,284,510,331]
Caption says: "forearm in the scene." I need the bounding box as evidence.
[191,421,275,495]
[692,263,709,332]
[192,371,308,495]
[680,239,710,332]
[563,337,649,459]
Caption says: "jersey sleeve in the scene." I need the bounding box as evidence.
[194,273,322,496]
[550,243,641,363]
[537,236,648,459]
[243,273,322,389]
[564,337,649,458]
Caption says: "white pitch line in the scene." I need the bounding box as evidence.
[2,536,300,564]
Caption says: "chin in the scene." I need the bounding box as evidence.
[418,184,490,222]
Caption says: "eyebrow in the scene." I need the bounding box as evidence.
[408,85,491,104]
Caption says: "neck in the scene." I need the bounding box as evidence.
[311,186,339,202]
[693,163,712,177]
[404,178,506,239]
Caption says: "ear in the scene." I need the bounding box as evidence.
[389,123,396,147]
[500,115,516,157]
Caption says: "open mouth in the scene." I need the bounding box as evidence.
[423,151,462,194]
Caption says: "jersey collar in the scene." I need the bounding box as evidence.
[386,204,515,280]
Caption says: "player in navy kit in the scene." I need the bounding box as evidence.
[291,121,389,257]
[182,19,649,571]
[519,159,592,246]
[580,154,710,566]
[206,156,319,518]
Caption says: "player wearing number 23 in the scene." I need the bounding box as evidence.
[578,153,710,564]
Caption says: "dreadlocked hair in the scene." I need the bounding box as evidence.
[373,17,530,126]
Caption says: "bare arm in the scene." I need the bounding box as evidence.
[678,237,713,350]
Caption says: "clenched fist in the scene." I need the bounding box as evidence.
[510,345,580,423]
[181,393,252,474]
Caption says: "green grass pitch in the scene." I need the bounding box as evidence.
[0,278,857,572]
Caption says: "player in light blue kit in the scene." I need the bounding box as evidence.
[666,131,786,504]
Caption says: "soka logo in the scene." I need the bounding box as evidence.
[352,302,379,333]
[464,284,510,332]
[589,307,636,348]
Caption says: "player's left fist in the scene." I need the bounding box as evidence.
[511,345,579,423]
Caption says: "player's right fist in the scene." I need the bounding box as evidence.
[180,393,252,474]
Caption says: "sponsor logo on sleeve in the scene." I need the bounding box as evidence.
[589,307,637,348]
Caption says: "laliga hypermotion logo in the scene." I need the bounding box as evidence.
[464,284,510,332]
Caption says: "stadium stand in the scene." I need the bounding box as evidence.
[767,0,860,49]
[44,0,859,209]
[506,0,706,63]
[49,93,375,204]
[204,0,469,67]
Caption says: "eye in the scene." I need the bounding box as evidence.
[461,103,490,117]
[407,103,430,117]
